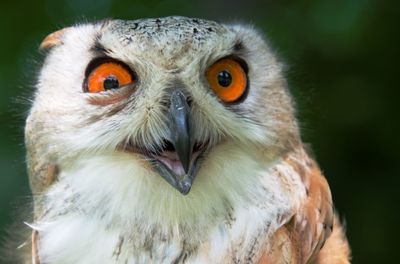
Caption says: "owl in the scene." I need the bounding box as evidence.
[22,17,350,263]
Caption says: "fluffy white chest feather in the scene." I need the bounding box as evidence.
[32,147,305,264]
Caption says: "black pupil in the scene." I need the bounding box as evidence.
[217,71,232,87]
[103,75,119,90]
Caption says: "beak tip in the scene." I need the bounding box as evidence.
[179,181,192,195]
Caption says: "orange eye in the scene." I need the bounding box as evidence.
[86,62,134,93]
[206,58,247,103]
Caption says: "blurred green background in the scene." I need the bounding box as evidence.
[0,0,398,263]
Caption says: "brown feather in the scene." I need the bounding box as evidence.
[315,216,351,264]
[258,148,350,264]
[31,231,40,264]
[39,27,71,51]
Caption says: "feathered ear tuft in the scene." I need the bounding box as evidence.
[39,27,71,51]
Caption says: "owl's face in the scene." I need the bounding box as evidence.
[27,17,298,197]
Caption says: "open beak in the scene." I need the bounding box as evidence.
[151,90,206,195]
[119,90,209,195]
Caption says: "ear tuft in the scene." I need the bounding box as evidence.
[39,27,71,51]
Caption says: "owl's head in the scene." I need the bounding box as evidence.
[26,17,300,197]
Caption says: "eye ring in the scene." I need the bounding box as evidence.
[206,57,248,103]
[83,58,136,93]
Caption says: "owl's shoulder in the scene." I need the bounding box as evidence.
[258,148,350,263]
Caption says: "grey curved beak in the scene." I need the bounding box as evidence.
[168,90,192,174]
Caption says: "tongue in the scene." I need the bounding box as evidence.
[156,151,186,176]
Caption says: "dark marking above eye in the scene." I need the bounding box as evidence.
[233,41,244,52]
[91,41,112,55]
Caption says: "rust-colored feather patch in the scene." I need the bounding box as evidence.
[39,27,71,51]
[258,148,350,264]
[32,230,40,264]
[316,215,351,264]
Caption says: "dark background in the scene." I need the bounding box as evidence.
[0,0,398,263]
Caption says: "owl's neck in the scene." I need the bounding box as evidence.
[32,147,301,263]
